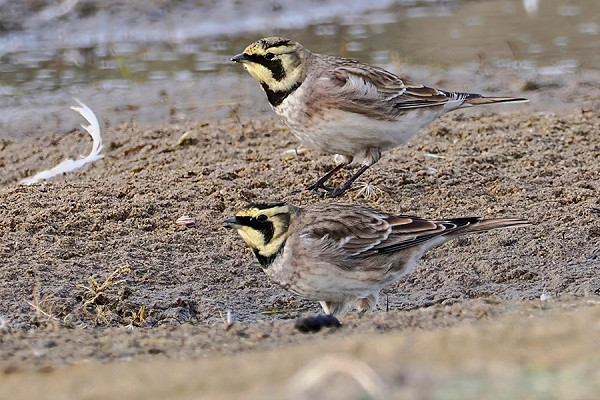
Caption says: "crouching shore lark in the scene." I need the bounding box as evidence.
[224,202,529,316]
[232,37,528,197]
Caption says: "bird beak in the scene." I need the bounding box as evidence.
[231,53,250,63]
[223,216,241,229]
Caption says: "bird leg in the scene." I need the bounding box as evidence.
[326,165,371,198]
[319,300,349,316]
[307,163,372,198]
[306,163,347,193]
[318,300,334,315]
[355,294,378,314]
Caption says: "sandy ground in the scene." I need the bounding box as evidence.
[1,68,600,398]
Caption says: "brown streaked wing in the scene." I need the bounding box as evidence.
[313,56,455,117]
[362,216,481,255]
[334,62,407,95]
[299,211,392,256]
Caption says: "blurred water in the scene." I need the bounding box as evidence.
[0,0,599,135]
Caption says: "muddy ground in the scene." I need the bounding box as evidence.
[1,69,600,398]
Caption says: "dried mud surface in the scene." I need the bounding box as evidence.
[1,82,600,398]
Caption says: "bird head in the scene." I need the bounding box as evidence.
[224,202,295,265]
[231,37,308,93]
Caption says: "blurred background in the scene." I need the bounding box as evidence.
[1,0,598,135]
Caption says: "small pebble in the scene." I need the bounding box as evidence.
[176,216,196,228]
[540,293,552,301]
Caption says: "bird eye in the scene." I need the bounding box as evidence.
[264,52,275,60]
[257,214,268,222]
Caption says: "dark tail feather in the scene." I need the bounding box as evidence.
[458,218,530,235]
[461,93,529,107]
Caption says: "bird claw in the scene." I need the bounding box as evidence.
[325,187,347,198]
[307,181,333,193]
[306,182,347,198]
[291,182,331,196]
[307,181,332,192]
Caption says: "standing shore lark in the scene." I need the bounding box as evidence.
[224,202,528,316]
[232,37,528,197]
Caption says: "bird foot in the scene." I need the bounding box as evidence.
[307,181,332,192]
[324,187,348,198]
[307,180,352,197]
[305,181,336,197]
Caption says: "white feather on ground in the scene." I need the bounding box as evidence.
[21,99,104,185]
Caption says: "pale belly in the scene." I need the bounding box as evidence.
[265,254,417,303]
[274,102,448,165]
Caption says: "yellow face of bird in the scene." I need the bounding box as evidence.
[223,203,293,261]
[231,37,306,93]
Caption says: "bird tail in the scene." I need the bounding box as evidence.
[461,94,529,107]
[458,218,530,235]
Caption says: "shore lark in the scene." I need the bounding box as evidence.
[232,37,528,197]
[224,202,528,316]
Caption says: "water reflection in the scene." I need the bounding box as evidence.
[0,0,599,95]
[0,0,598,134]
